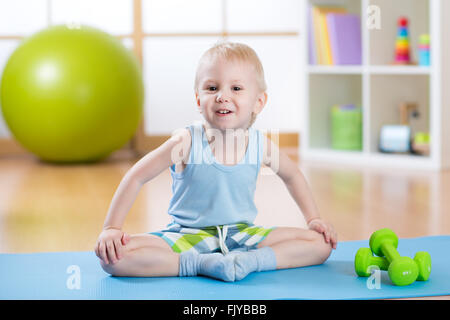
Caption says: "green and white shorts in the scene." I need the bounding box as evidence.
[149,223,275,255]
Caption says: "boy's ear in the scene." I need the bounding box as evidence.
[195,92,199,105]
[254,92,268,114]
[195,92,201,109]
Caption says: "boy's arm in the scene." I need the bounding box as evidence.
[103,128,191,230]
[262,134,320,224]
[263,134,337,248]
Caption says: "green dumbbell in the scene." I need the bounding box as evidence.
[414,251,432,281]
[369,228,418,286]
[355,247,390,276]
[355,247,432,281]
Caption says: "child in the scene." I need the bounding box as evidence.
[95,42,337,282]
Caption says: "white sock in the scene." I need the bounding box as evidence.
[230,247,277,281]
[179,251,235,282]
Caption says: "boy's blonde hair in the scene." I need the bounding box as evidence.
[194,41,267,127]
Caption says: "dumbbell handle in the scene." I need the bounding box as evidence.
[370,255,390,271]
[381,242,401,263]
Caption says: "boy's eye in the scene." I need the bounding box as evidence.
[208,86,217,91]
[233,87,241,91]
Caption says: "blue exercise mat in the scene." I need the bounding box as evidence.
[1,236,449,300]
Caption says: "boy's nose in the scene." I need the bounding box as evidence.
[216,92,230,103]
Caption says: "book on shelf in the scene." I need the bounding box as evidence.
[327,13,362,65]
[308,5,362,66]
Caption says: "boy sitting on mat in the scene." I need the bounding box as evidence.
[95,42,338,282]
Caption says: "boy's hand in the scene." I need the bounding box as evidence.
[94,228,130,265]
[307,218,337,249]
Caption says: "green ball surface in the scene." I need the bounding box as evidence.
[1,25,143,163]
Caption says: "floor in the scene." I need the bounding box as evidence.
[0,150,449,299]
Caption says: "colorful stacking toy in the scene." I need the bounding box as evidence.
[418,34,431,66]
[355,228,432,286]
[394,17,412,65]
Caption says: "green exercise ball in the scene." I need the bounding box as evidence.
[0,25,144,163]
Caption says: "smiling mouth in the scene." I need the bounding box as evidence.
[216,110,233,117]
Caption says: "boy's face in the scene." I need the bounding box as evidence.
[195,56,267,131]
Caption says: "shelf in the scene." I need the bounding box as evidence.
[369,0,430,66]
[370,74,429,153]
[369,65,431,75]
[308,74,362,150]
[303,0,448,169]
[303,148,435,170]
[308,65,363,74]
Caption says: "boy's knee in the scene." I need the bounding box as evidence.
[312,232,332,264]
[99,250,131,276]
[320,241,332,264]
[99,259,117,276]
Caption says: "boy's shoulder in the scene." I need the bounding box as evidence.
[168,127,192,164]
[170,125,192,139]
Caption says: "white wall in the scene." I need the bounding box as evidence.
[141,0,304,134]
[0,0,304,141]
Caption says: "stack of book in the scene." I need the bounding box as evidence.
[308,5,362,65]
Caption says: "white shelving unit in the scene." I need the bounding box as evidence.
[301,0,450,170]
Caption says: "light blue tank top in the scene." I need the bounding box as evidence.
[167,121,264,228]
